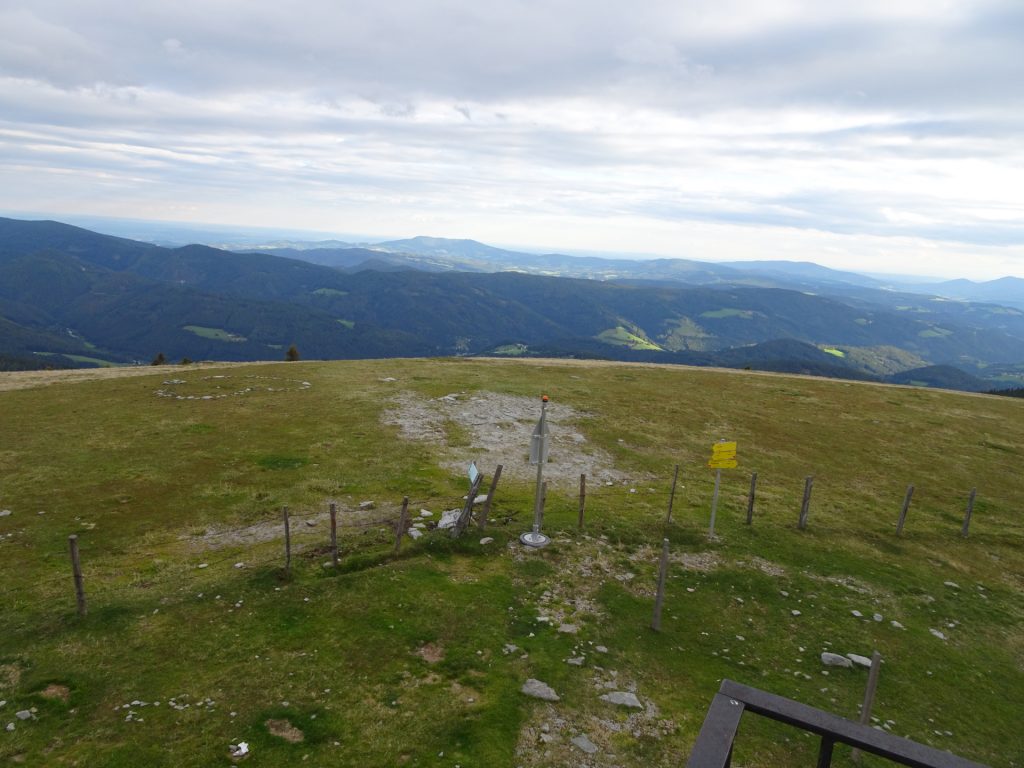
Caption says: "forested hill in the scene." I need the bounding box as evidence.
[2,217,1024,391]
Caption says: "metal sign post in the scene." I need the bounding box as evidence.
[521,395,551,548]
[708,440,737,539]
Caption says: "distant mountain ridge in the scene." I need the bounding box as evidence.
[2,217,1024,392]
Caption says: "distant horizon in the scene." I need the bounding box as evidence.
[2,2,1023,284]
[0,208,1006,285]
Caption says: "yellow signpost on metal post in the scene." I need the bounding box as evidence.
[708,441,738,537]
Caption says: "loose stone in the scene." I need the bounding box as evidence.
[521,679,559,702]
[571,734,599,754]
[820,653,853,668]
[599,691,643,708]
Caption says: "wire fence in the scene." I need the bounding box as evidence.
[1,466,1020,632]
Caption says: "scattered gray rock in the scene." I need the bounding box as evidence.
[791,610,801,617]
[851,610,863,618]
[480,537,494,545]
[944,581,960,589]
[503,643,519,655]
[571,734,600,754]
[595,645,609,654]
[419,510,433,518]
[358,501,375,510]
[521,679,559,702]
[437,509,461,530]
[407,528,423,540]
[5,723,13,732]
[304,520,317,527]
[15,710,31,721]
[567,657,586,666]
[847,654,872,668]
[890,620,905,629]
[0,510,11,517]
[821,653,853,668]
[873,613,883,622]
[930,628,947,640]
[381,377,397,382]
[600,691,643,708]
[557,623,579,634]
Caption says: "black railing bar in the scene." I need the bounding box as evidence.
[687,692,746,768]
[719,680,989,768]
[817,736,835,768]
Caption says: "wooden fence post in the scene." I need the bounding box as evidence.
[652,538,670,632]
[666,465,679,523]
[578,473,587,530]
[329,502,338,568]
[394,496,410,554]
[852,651,882,763]
[962,488,976,538]
[283,506,291,575]
[453,475,483,538]
[479,464,503,530]
[68,534,87,616]
[746,472,757,525]
[798,476,814,530]
[896,485,914,536]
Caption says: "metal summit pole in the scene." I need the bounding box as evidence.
[521,394,551,548]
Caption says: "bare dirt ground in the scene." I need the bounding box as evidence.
[0,361,278,392]
[382,390,630,488]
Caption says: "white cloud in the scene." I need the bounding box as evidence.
[0,0,1022,278]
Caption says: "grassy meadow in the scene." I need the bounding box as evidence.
[0,358,1022,767]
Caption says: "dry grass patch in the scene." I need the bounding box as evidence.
[37,683,70,702]
[265,718,304,743]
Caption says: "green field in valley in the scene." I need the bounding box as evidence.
[0,358,1022,767]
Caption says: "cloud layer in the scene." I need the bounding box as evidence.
[1,0,1023,277]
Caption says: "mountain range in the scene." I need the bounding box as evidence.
[1,216,1023,391]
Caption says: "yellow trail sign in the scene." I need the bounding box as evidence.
[709,441,737,469]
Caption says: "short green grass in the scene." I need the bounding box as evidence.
[0,359,1022,767]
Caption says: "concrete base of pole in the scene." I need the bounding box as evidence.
[520,531,550,547]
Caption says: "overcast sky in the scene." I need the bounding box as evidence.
[1,0,1023,278]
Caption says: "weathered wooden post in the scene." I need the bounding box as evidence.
[578,473,586,530]
[962,488,976,538]
[652,538,670,632]
[478,464,503,530]
[798,476,814,530]
[452,474,484,538]
[394,496,409,553]
[895,485,914,536]
[329,502,338,568]
[283,506,291,575]
[746,472,757,525]
[68,534,87,616]
[666,465,679,523]
[852,651,883,763]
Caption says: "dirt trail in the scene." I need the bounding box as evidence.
[382,390,629,488]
